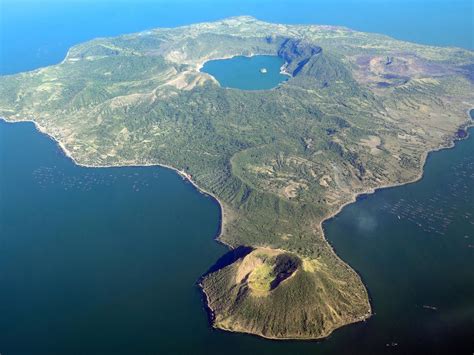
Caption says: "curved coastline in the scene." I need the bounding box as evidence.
[0,115,230,248]
[2,106,473,340]
[319,108,474,254]
[315,108,474,324]
[3,107,470,341]
[199,111,474,341]
[198,53,290,91]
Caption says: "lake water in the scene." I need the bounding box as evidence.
[201,55,288,90]
[1,120,472,354]
[1,1,473,354]
[1,0,472,75]
[0,120,226,354]
[322,125,474,354]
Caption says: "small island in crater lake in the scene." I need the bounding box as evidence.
[0,16,472,340]
[201,55,287,90]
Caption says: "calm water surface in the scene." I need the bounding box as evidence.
[0,120,226,354]
[201,55,288,90]
[1,0,472,75]
[322,126,474,354]
[1,1,473,354]
[1,121,472,355]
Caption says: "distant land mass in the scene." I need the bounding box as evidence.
[0,16,472,340]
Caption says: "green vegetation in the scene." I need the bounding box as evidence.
[0,16,472,340]
[203,248,369,339]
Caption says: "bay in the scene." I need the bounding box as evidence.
[0,1,473,353]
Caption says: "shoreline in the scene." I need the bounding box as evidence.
[201,281,370,342]
[312,108,474,333]
[195,52,291,79]
[202,107,474,341]
[0,115,232,252]
[1,107,472,341]
[178,107,474,341]
[194,52,258,72]
[320,107,474,244]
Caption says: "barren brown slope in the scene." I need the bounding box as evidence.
[0,16,472,339]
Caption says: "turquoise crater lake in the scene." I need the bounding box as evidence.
[201,55,289,90]
[1,2,474,352]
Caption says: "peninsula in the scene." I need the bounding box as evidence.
[0,16,472,340]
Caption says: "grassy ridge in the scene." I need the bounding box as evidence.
[0,16,472,339]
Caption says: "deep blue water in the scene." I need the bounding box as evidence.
[1,1,473,354]
[201,55,288,90]
[0,120,226,354]
[323,126,474,354]
[0,0,472,75]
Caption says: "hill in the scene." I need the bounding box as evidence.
[0,16,472,339]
